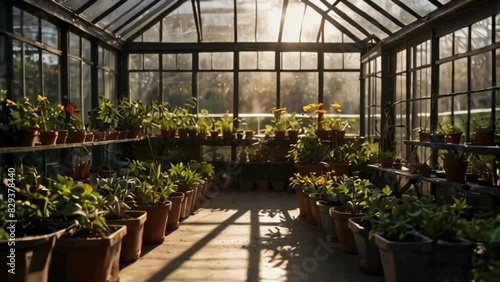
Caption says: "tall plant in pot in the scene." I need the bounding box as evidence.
[315,173,342,242]
[88,96,120,141]
[326,143,356,176]
[117,98,149,138]
[46,175,127,282]
[329,176,371,254]
[5,96,40,146]
[127,160,174,244]
[441,149,468,183]
[36,95,60,145]
[168,162,200,221]
[197,109,213,140]
[99,176,147,262]
[287,134,327,176]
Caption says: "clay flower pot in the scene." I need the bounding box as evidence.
[56,130,68,144]
[39,130,59,145]
[330,207,363,254]
[166,192,185,231]
[106,210,147,262]
[132,201,172,244]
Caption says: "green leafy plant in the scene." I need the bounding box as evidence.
[118,98,149,128]
[327,143,357,163]
[332,176,371,214]
[88,96,120,131]
[197,109,214,134]
[441,149,468,162]
[215,111,234,133]
[271,107,288,131]
[168,162,200,191]
[36,95,58,131]
[127,160,175,205]
[189,160,214,179]
[288,112,302,131]
[287,134,327,164]
[5,96,39,130]
[440,122,462,135]
[98,176,134,219]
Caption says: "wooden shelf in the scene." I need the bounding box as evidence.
[151,137,294,147]
[0,137,146,154]
[404,140,500,155]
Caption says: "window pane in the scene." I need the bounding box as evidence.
[324,22,343,43]
[213,52,233,69]
[82,63,91,122]
[198,72,233,114]
[163,73,192,108]
[300,6,322,42]
[69,33,80,56]
[455,27,468,55]
[439,33,453,59]
[439,61,452,94]
[107,72,116,103]
[98,69,104,97]
[497,14,500,43]
[257,51,274,70]
[200,0,234,42]
[129,72,160,105]
[82,37,91,60]
[69,58,81,120]
[280,72,318,114]
[301,52,317,69]
[42,51,59,104]
[344,53,360,69]
[282,1,305,42]
[239,72,276,114]
[281,52,300,70]
[237,0,256,42]
[471,17,492,50]
[143,22,160,42]
[13,8,21,36]
[178,54,192,70]
[325,53,343,69]
[41,20,58,49]
[162,54,176,70]
[454,58,468,93]
[12,40,23,101]
[471,52,492,90]
[199,53,212,70]
[324,72,360,114]
[25,44,40,101]
[162,1,197,42]
[240,52,257,70]
[23,11,38,42]
[256,0,282,41]
[144,54,159,69]
[81,0,121,21]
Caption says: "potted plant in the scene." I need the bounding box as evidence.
[168,162,200,220]
[127,160,174,244]
[88,96,120,141]
[287,112,302,143]
[441,149,468,183]
[99,176,147,262]
[5,97,40,146]
[414,127,430,142]
[0,166,67,282]
[287,134,327,175]
[117,98,149,138]
[302,103,328,139]
[63,103,88,143]
[197,109,213,140]
[441,122,463,144]
[325,143,355,176]
[289,173,312,219]
[348,186,395,274]
[471,116,494,146]
[36,95,59,145]
[153,101,177,138]
[315,173,342,242]
[173,106,196,139]
[46,175,126,282]
[327,103,350,145]
[379,150,395,168]
[329,176,371,254]
[216,111,235,140]
[430,130,445,143]
[271,107,288,139]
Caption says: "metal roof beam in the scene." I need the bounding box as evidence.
[113,0,162,34]
[191,0,202,42]
[390,0,422,19]
[301,0,363,44]
[427,0,444,8]
[102,1,144,30]
[124,0,186,41]
[361,0,405,28]
[338,0,393,35]
[277,0,289,43]
[92,0,128,24]
[74,0,97,15]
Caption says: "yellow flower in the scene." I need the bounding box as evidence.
[38,95,47,102]
[6,99,16,105]
[303,105,311,112]
[318,103,323,107]
[24,97,29,102]
[314,109,327,114]
[33,107,38,111]
[57,104,64,111]
[315,177,325,186]
[331,103,341,109]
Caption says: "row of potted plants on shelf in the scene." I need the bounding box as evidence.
[289,171,500,282]
[0,160,214,282]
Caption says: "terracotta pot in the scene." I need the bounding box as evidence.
[210,131,219,139]
[315,129,330,140]
[117,129,129,139]
[166,192,185,231]
[294,163,325,176]
[288,130,299,143]
[445,133,462,144]
[198,132,208,140]
[131,201,171,244]
[348,217,382,274]
[161,129,176,139]
[85,132,94,142]
[255,179,270,191]
[245,130,254,140]
[303,191,315,224]
[49,225,127,282]
[106,131,119,140]
[331,130,345,145]
[195,180,206,207]
[330,208,363,254]
[56,130,68,144]
[39,130,59,145]
[240,179,253,191]
[295,189,307,217]
[419,132,430,142]
[271,180,286,191]
[16,129,40,147]
[317,200,339,242]
[71,129,86,143]
[222,130,234,140]
[0,228,65,282]
[178,129,189,139]
[127,127,144,138]
[106,211,147,262]
[380,157,394,168]
[309,193,322,231]
[190,184,199,215]
[180,189,193,220]
[274,130,286,140]
[443,161,468,183]
[474,131,494,146]
[327,162,350,176]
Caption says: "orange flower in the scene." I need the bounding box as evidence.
[57,104,64,111]
[6,99,16,105]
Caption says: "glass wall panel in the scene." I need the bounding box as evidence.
[82,37,91,61]
[144,54,159,69]
[281,52,300,70]
[143,22,160,42]
[325,53,343,69]
[282,0,305,42]
[280,72,318,114]
[198,72,233,114]
[323,72,359,114]
[439,33,453,59]
[455,27,469,55]
[301,53,317,69]
[13,7,21,36]
[471,17,492,50]
[300,6,322,42]
[12,40,23,101]
[439,61,452,94]
[454,58,468,93]
[163,73,192,108]
[471,52,492,90]
[69,58,81,120]
[256,0,282,42]
[42,51,59,104]
[237,0,256,42]
[324,22,343,43]
[240,52,257,69]
[239,72,276,114]
[258,52,275,69]
[81,0,121,21]
[41,20,58,49]
[162,1,197,42]
[129,72,160,105]
[200,0,234,42]
[344,53,360,69]
[24,44,40,101]
[82,63,91,123]
[23,11,38,42]
[69,32,80,56]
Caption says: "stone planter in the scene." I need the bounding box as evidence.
[316,200,338,242]
[348,217,382,274]
[329,208,363,254]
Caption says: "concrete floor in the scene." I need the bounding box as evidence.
[120,190,384,282]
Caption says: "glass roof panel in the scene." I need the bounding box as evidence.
[439,0,452,4]
[309,0,329,11]
[399,0,438,17]
[336,2,389,39]
[323,21,343,43]
[54,0,89,11]
[348,0,401,32]
[97,0,146,28]
[162,1,197,42]
[371,0,416,25]
[200,0,235,42]
[106,0,158,33]
[120,0,177,39]
[327,10,366,40]
[256,0,282,42]
[300,6,322,42]
[237,0,256,42]
[282,0,306,42]
[80,0,121,21]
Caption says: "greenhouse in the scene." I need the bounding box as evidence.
[0,0,499,281]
